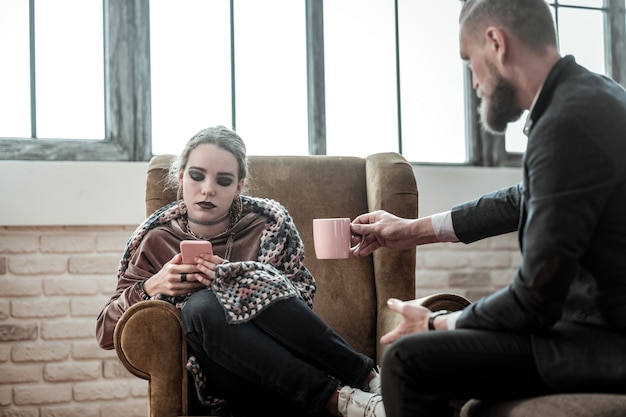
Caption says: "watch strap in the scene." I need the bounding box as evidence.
[428,310,450,331]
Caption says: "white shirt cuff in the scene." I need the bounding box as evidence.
[431,211,460,243]
[446,311,462,330]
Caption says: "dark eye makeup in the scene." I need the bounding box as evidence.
[218,177,234,187]
[189,170,205,182]
[187,168,235,187]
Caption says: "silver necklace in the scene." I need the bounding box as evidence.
[184,217,235,261]
[184,213,235,240]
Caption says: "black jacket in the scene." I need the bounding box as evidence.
[453,56,626,392]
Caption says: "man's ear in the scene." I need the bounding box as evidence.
[485,26,508,64]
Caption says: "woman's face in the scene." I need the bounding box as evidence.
[179,143,243,223]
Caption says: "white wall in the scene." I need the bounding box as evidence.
[0,161,521,226]
[415,164,521,216]
[1,161,148,226]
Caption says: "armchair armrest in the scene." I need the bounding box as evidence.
[365,152,419,363]
[417,293,472,312]
[378,293,471,357]
[114,300,188,417]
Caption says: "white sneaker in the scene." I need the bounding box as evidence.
[338,386,385,417]
[366,367,382,395]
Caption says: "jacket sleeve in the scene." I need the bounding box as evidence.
[451,183,522,243]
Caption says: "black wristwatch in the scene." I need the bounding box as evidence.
[428,310,450,331]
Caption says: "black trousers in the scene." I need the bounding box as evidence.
[381,329,554,417]
[183,290,374,416]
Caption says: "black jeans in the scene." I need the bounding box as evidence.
[381,329,553,417]
[182,289,374,416]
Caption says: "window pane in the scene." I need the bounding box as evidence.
[0,0,31,138]
[233,0,307,156]
[324,0,399,157]
[557,8,605,75]
[35,0,104,139]
[151,0,232,155]
[398,0,465,163]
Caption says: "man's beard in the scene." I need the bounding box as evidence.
[478,64,523,134]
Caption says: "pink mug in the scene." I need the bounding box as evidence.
[313,218,357,259]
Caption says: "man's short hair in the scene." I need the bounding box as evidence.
[460,0,557,50]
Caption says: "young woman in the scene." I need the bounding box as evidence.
[96,126,384,417]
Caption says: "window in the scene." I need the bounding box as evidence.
[150,0,309,156]
[150,0,465,162]
[1,0,625,164]
[321,0,466,162]
[0,0,151,161]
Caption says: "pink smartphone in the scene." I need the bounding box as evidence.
[180,240,213,264]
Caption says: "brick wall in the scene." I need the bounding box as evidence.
[0,226,148,417]
[0,225,520,417]
[415,232,520,301]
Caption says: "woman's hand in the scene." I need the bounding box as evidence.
[380,298,431,345]
[142,253,224,297]
[193,253,226,287]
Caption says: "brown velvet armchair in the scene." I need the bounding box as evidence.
[113,152,436,417]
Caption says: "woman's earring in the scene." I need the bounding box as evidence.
[230,195,243,223]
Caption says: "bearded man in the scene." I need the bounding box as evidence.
[350,0,626,416]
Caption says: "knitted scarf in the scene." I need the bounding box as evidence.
[117,195,317,321]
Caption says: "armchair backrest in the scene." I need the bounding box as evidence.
[145,152,418,362]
